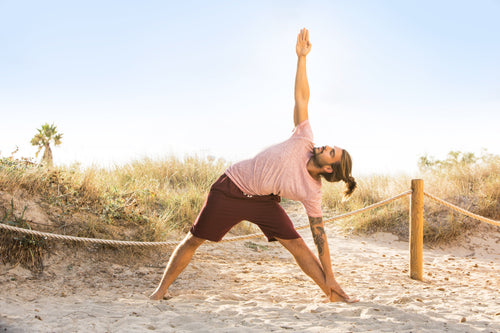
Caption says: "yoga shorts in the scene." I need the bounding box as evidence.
[190,174,301,242]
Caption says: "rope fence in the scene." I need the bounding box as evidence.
[1,185,497,248]
[2,179,500,281]
[0,190,413,247]
[0,223,179,247]
[424,191,500,227]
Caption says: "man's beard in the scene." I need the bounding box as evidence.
[311,151,323,168]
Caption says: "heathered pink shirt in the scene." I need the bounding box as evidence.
[225,120,322,217]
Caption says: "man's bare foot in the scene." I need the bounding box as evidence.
[149,290,170,301]
[329,291,360,303]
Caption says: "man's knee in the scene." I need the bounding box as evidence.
[276,237,307,253]
[183,232,206,248]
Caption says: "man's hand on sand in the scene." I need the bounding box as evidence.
[325,276,360,303]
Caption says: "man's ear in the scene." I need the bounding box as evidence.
[322,165,333,174]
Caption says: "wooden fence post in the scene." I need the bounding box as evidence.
[410,179,424,281]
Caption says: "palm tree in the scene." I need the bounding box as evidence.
[30,123,63,167]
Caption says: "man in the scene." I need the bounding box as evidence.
[150,28,357,302]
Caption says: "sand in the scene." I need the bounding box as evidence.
[1,218,499,332]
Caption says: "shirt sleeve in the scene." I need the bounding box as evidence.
[302,196,323,218]
[292,120,313,141]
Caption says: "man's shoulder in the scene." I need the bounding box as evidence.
[294,119,311,130]
[293,119,313,140]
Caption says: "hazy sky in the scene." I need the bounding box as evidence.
[1,0,499,175]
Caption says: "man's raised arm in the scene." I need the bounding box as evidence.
[294,28,312,127]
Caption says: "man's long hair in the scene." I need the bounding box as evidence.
[321,149,357,200]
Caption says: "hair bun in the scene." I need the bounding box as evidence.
[343,175,357,200]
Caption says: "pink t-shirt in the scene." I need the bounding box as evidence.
[225,120,323,217]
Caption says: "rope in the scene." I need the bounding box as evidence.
[287,190,413,233]
[5,189,496,246]
[322,190,412,225]
[0,191,412,247]
[0,223,179,247]
[424,192,500,227]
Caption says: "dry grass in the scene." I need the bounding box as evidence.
[321,151,500,243]
[1,151,499,271]
[1,199,46,273]
[322,174,411,238]
[0,155,228,242]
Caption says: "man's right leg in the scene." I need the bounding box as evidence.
[149,232,205,300]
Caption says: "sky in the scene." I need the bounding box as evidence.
[1,0,499,176]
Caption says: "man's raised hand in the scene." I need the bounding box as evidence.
[296,28,312,57]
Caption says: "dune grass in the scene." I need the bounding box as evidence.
[0,155,231,242]
[321,150,499,242]
[1,150,499,271]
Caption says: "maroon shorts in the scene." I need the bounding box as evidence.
[190,174,301,242]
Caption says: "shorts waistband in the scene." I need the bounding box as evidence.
[214,173,281,202]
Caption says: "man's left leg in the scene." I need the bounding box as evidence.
[276,237,345,302]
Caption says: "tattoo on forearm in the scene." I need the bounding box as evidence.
[309,217,326,256]
[308,216,322,226]
[313,227,325,256]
